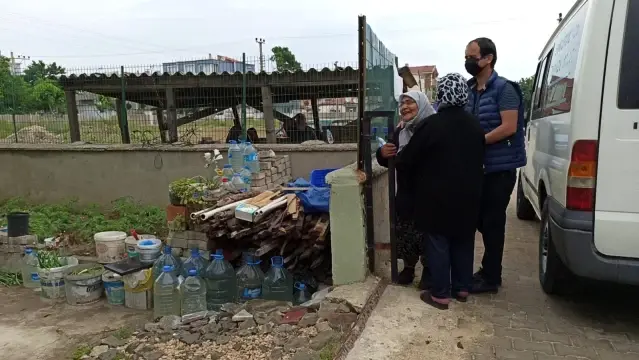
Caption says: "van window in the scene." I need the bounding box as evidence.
[618,0,639,109]
[531,53,551,121]
[541,7,587,117]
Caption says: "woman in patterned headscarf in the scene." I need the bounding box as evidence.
[396,73,485,309]
[376,90,436,286]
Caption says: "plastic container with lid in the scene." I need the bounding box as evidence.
[203,250,237,310]
[181,248,208,278]
[125,234,155,253]
[136,238,163,264]
[222,164,234,181]
[236,253,264,302]
[153,265,181,319]
[228,140,244,172]
[102,271,124,305]
[262,256,293,302]
[293,282,311,305]
[22,248,40,289]
[94,231,127,264]
[180,268,207,315]
[152,245,183,281]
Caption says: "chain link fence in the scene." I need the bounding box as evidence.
[0,55,359,144]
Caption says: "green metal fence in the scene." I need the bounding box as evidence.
[0,55,359,145]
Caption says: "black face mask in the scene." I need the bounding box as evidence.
[465,58,483,77]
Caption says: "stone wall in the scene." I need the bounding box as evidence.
[0,232,38,271]
[0,143,356,206]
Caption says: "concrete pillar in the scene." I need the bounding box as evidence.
[326,165,367,285]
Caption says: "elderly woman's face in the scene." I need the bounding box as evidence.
[400,97,418,122]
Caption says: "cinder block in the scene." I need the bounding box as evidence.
[186,231,207,242]
[260,162,272,170]
[253,178,267,187]
[187,239,208,251]
[252,185,268,192]
[167,233,188,249]
[251,172,266,180]
[9,235,38,246]
[171,247,183,257]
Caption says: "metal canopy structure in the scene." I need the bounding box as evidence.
[58,67,363,143]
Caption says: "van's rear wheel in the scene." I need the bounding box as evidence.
[539,199,572,295]
[516,173,536,220]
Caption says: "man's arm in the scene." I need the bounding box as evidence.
[485,82,520,145]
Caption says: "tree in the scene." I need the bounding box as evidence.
[270,46,302,72]
[0,56,33,114]
[96,95,115,113]
[30,79,65,113]
[23,60,66,85]
[518,76,534,113]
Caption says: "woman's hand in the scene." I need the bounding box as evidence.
[380,143,397,159]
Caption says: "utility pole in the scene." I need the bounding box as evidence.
[255,38,266,72]
[9,52,30,75]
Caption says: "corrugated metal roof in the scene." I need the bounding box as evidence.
[58,66,359,80]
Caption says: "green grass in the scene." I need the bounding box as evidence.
[72,344,91,360]
[112,326,133,340]
[0,197,167,243]
[319,340,340,360]
[0,114,269,144]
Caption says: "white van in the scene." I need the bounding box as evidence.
[517,0,639,294]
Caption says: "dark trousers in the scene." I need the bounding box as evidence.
[425,233,475,299]
[478,170,517,285]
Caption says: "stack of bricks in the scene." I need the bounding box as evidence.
[251,155,293,192]
[166,230,210,261]
[0,232,38,271]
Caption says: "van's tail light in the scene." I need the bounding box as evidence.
[566,140,597,211]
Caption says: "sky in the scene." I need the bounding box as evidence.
[0,0,578,81]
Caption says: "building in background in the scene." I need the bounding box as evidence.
[162,54,256,74]
[407,65,438,100]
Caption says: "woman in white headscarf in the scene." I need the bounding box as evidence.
[376,90,436,286]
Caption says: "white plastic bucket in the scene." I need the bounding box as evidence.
[125,234,155,253]
[94,231,127,264]
[136,238,163,264]
[38,256,79,303]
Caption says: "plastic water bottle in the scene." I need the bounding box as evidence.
[228,140,244,172]
[222,164,234,181]
[236,254,265,302]
[371,127,379,154]
[221,177,234,192]
[154,265,181,319]
[152,245,183,281]
[231,174,247,193]
[21,248,40,289]
[262,256,293,302]
[180,269,207,316]
[243,142,260,173]
[326,128,334,144]
[293,282,311,305]
[240,166,252,189]
[181,248,208,278]
[204,251,237,310]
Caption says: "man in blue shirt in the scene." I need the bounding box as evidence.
[464,37,527,294]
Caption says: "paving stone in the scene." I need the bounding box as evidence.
[493,348,535,360]
[531,330,571,345]
[611,341,639,353]
[569,335,614,350]
[553,343,598,358]
[512,338,553,355]
[494,326,532,341]
[597,349,639,360]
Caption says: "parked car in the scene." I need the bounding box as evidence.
[517,0,639,294]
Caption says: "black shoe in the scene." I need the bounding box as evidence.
[470,278,499,294]
[397,267,415,285]
[420,291,449,310]
[473,268,502,287]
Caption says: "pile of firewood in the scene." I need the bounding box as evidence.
[197,191,332,283]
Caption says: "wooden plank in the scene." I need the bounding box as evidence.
[165,88,178,143]
[261,86,276,143]
[64,90,81,142]
[176,107,225,126]
[231,104,242,129]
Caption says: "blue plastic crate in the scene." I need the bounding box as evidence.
[310,168,338,187]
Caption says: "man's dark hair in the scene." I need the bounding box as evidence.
[469,37,497,68]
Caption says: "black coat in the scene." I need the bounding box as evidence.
[375,127,414,219]
[395,106,485,238]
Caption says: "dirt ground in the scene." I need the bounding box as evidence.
[0,287,149,360]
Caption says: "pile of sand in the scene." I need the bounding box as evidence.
[1,125,64,144]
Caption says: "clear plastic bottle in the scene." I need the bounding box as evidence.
[181,248,208,278]
[262,256,293,302]
[326,128,335,144]
[204,251,237,310]
[222,164,234,181]
[180,269,207,316]
[240,166,252,189]
[236,254,265,302]
[21,248,40,289]
[293,282,311,305]
[153,265,181,319]
[221,177,234,192]
[370,127,379,154]
[231,174,247,193]
[152,245,183,281]
[243,142,260,173]
[228,140,244,172]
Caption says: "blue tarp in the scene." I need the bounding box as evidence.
[288,178,330,213]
